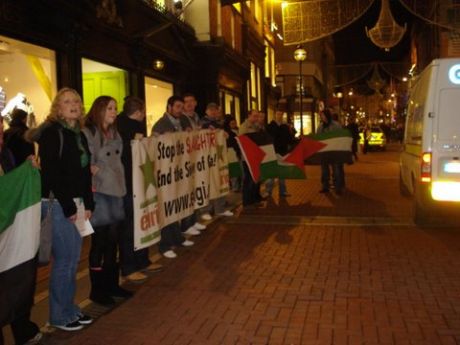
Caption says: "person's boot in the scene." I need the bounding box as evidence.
[108,264,134,298]
[89,269,115,305]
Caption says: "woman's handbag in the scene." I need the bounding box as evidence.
[90,192,125,227]
[38,193,54,266]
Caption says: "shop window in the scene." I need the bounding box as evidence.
[247,61,260,111]
[145,77,173,136]
[0,35,57,127]
[220,90,241,124]
[293,112,312,136]
[82,58,128,113]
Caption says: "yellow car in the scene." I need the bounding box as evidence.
[359,127,387,151]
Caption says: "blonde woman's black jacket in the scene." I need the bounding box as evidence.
[37,121,94,217]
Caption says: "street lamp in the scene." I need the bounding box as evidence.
[294,46,307,135]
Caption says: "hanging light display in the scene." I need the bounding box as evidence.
[399,0,460,31]
[367,64,387,96]
[366,0,407,51]
[282,0,374,45]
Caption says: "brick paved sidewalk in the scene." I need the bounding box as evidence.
[15,146,460,345]
[45,220,460,345]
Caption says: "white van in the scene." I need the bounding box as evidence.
[400,58,460,225]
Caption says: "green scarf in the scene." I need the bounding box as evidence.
[59,120,89,168]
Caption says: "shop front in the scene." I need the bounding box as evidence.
[0,0,197,131]
[0,35,57,126]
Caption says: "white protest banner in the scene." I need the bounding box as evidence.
[132,129,229,250]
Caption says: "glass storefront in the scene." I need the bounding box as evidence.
[220,90,241,125]
[145,77,173,135]
[81,58,128,113]
[293,112,313,136]
[0,35,57,127]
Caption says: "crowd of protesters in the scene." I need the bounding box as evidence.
[0,89,245,344]
[1,87,353,344]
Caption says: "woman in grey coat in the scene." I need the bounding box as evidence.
[83,96,133,305]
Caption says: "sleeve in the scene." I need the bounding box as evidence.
[39,128,77,217]
[81,134,95,212]
[82,128,97,165]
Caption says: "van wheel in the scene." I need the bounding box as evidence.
[413,182,435,227]
[399,172,411,197]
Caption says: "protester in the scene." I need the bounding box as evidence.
[152,95,194,259]
[117,96,162,282]
[200,103,234,218]
[179,93,207,235]
[223,114,241,192]
[0,115,42,344]
[317,109,344,195]
[35,87,94,331]
[83,96,133,306]
[346,116,360,161]
[239,109,262,206]
[3,108,35,165]
[181,93,202,130]
[266,110,294,197]
[362,125,370,154]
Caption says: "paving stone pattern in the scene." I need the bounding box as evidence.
[34,147,460,344]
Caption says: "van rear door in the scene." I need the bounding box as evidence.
[432,87,460,201]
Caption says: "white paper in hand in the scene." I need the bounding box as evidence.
[74,198,94,237]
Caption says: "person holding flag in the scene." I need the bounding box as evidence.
[239,109,262,206]
[0,115,42,344]
[317,109,345,195]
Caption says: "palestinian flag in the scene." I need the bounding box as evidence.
[304,129,353,165]
[276,137,325,179]
[227,147,242,178]
[236,132,278,182]
[0,161,41,326]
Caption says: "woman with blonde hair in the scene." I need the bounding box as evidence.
[83,96,132,305]
[34,88,94,331]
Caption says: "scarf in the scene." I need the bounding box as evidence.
[59,120,89,168]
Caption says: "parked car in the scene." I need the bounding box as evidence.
[359,126,386,151]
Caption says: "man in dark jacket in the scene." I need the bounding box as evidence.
[152,96,193,259]
[117,96,161,282]
[266,110,294,197]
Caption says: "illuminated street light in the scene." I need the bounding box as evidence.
[294,46,307,135]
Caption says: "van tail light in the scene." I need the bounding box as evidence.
[421,152,432,183]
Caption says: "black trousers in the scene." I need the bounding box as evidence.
[242,162,260,206]
[89,222,120,270]
[0,313,39,345]
[158,222,184,253]
[0,256,39,345]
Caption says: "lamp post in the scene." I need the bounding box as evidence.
[294,46,307,135]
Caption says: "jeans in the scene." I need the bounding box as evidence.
[201,196,227,215]
[42,199,82,326]
[265,178,287,196]
[321,163,345,191]
[120,194,151,276]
